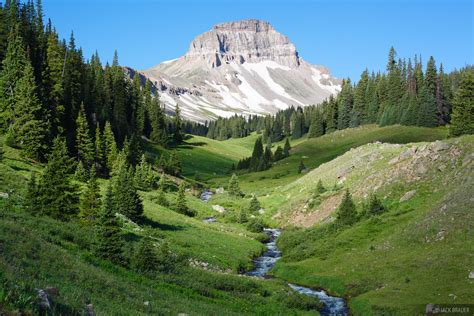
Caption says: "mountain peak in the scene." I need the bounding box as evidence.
[185,19,299,68]
[141,19,341,122]
[212,19,274,32]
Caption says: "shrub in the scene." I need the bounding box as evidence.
[365,193,386,216]
[246,218,265,233]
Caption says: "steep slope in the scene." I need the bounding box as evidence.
[271,135,474,314]
[139,19,340,121]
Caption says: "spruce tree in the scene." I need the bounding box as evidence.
[79,167,101,223]
[173,103,183,143]
[283,138,291,157]
[416,87,439,127]
[450,69,474,136]
[133,238,159,273]
[75,103,95,167]
[74,160,87,182]
[149,93,168,146]
[250,137,264,171]
[156,174,168,206]
[351,69,369,126]
[365,193,386,216]
[291,111,304,139]
[228,173,242,197]
[0,24,28,131]
[96,182,125,265]
[308,109,324,138]
[337,79,353,130]
[94,123,105,174]
[249,195,261,214]
[316,179,326,194]
[273,145,284,161]
[103,121,117,175]
[10,61,49,160]
[45,31,65,139]
[298,159,306,173]
[113,163,144,222]
[37,137,79,220]
[336,189,357,226]
[175,182,193,216]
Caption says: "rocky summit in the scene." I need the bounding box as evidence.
[138,19,341,122]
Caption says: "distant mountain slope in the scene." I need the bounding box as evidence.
[136,19,341,122]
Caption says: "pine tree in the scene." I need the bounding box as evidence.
[79,167,101,223]
[228,173,242,197]
[283,138,291,157]
[133,238,159,273]
[450,69,474,136]
[74,160,87,182]
[336,189,357,226]
[149,92,168,146]
[298,159,306,173]
[416,87,438,127]
[337,79,353,130]
[156,174,168,206]
[291,111,304,139]
[273,145,284,161]
[44,31,65,139]
[75,103,94,167]
[238,208,248,224]
[0,24,28,131]
[134,154,154,191]
[96,182,125,265]
[10,61,49,160]
[37,137,79,220]
[316,179,326,194]
[173,103,183,143]
[308,109,324,138]
[249,195,261,213]
[113,163,143,222]
[175,182,193,216]
[94,123,105,174]
[351,69,369,126]
[425,56,438,98]
[262,146,272,170]
[250,137,264,171]
[103,121,117,175]
[365,193,386,216]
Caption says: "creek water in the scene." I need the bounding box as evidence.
[246,229,348,316]
[198,192,348,315]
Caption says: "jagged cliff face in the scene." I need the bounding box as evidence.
[139,19,341,122]
[185,20,299,68]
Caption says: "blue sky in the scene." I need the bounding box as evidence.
[43,0,473,81]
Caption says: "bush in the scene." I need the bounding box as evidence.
[246,218,265,233]
[364,193,386,216]
[281,291,322,310]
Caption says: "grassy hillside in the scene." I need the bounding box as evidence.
[271,135,474,315]
[208,125,447,193]
[0,140,318,315]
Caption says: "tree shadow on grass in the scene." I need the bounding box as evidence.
[139,216,185,231]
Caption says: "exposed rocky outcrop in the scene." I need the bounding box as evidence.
[186,19,300,69]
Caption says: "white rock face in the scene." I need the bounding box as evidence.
[139,19,341,122]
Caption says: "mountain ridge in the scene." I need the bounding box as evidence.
[132,19,341,122]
